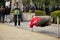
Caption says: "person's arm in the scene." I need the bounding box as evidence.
[30,21,33,28]
[10,1,11,7]
[30,18,35,28]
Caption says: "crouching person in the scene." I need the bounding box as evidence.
[30,16,50,31]
[13,8,21,26]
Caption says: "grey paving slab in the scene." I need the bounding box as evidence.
[5,22,60,37]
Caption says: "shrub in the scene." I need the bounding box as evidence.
[50,10,60,24]
[35,10,46,16]
[51,10,60,17]
[29,10,32,13]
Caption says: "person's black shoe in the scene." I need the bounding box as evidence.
[18,23,20,26]
[18,24,20,26]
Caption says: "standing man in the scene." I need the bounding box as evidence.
[5,0,11,23]
[0,0,5,23]
[0,5,5,23]
[25,4,30,12]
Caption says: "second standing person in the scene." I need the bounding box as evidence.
[13,2,21,26]
[5,0,11,23]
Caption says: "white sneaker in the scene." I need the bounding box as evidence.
[17,25,20,28]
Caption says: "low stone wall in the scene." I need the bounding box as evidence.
[37,16,51,19]
[10,13,51,22]
[37,16,51,22]
[22,13,35,21]
[37,16,51,25]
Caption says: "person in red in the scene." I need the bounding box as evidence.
[30,16,42,28]
[30,16,49,31]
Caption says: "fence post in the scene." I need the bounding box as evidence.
[57,16,59,38]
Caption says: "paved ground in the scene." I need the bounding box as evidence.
[0,22,60,40]
[5,22,60,37]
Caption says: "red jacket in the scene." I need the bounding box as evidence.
[30,17,42,28]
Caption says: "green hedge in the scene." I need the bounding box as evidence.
[35,10,46,16]
[50,10,60,24]
[50,10,60,17]
[29,10,32,13]
[29,10,46,16]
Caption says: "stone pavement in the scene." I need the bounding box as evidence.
[5,22,60,37]
[0,23,59,40]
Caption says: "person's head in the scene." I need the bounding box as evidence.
[14,2,18,6]
[14,2,18,8]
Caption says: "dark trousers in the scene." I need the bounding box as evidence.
[37,19,49,27]
[0,14,5,23]
[20,14,23,22]
[14,15,20,26]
